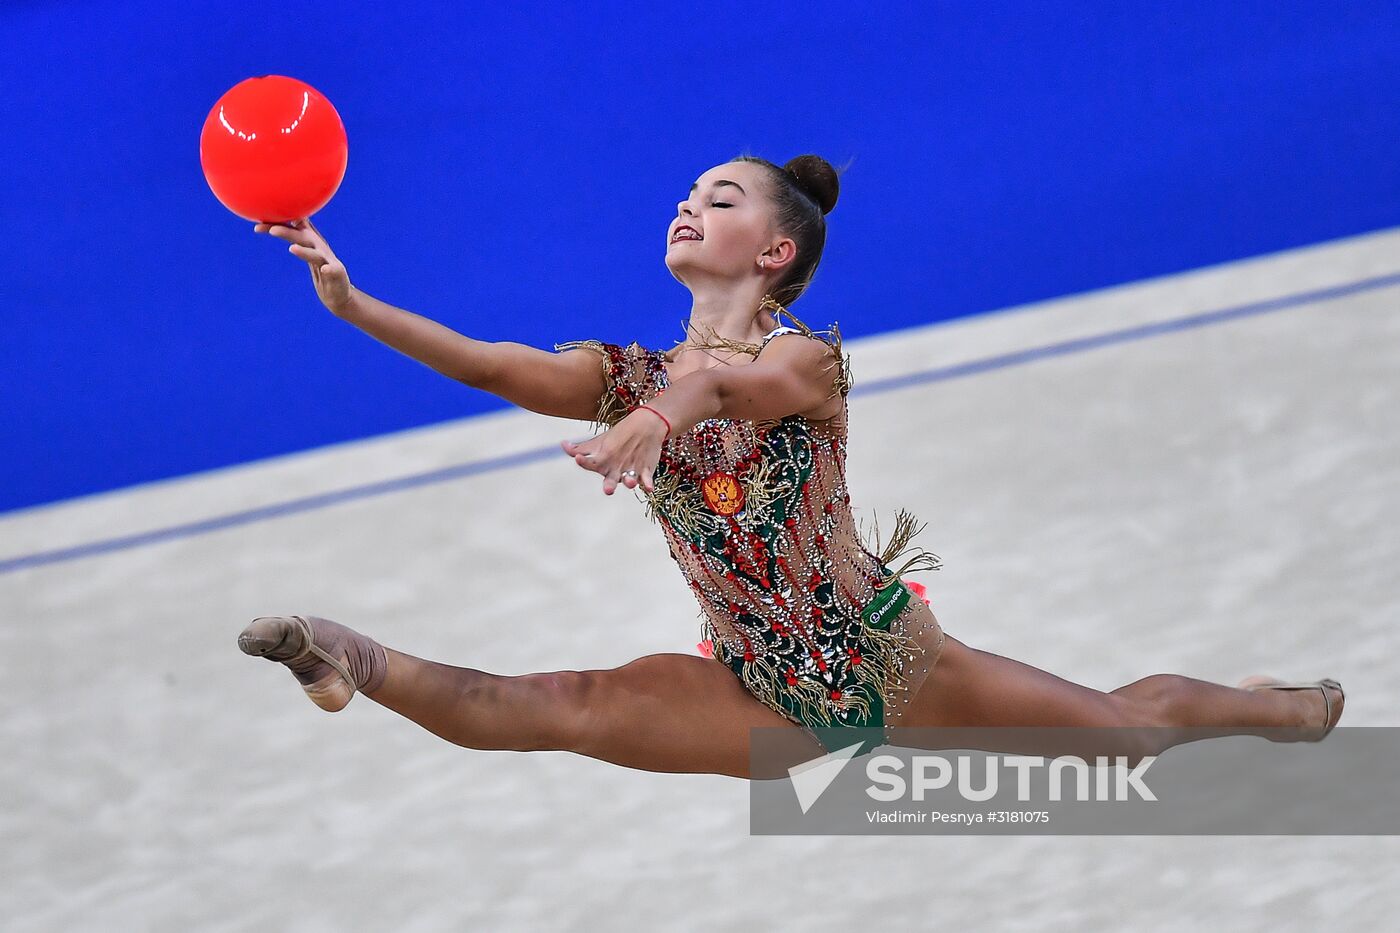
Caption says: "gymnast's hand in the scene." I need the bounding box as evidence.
[560,409,668,496]
[254,217,355,316]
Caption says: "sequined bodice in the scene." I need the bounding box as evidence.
[554,323,941,731]
[649,365,896,667]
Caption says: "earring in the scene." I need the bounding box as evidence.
[759,258,767,269]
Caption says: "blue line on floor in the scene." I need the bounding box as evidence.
[4,270,1398,575]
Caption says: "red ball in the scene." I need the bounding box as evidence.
[200,75,348,223]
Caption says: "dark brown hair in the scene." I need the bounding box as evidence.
[732,152,847,306]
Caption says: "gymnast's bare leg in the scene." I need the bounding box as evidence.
[895,627,1344,762]
[238,614,824,779]
[239,612,1342,780]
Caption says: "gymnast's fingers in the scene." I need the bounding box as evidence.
[262,222,315,248]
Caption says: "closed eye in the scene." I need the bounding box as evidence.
[712,202,731,208]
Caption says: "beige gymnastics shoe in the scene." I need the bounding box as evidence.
[1238,676,1345,741]
[238,614,387,712]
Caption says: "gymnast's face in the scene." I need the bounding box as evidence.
[665,161,788,289]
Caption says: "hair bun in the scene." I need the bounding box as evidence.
[783,155,839,215]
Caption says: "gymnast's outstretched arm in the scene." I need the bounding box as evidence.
[253,217,608,421]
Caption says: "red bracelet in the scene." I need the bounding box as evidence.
[638,405,672,436]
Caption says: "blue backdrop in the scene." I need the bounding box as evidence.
[2,1,1397,514]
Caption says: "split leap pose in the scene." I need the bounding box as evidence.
[240,154,1343,779]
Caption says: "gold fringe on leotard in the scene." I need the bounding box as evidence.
[860,507,945,589]
[672,294,854,403]
[718,602,927,729]
[733,452,785,520]
[552,338,633,432]
[642,464,705,538]
[831,683,875,721]
[640,433,786,539]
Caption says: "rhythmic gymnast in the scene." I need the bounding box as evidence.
[239,153,1343,779]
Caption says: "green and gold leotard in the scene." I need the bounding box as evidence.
[557,305,945,754]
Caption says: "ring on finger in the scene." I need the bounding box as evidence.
[622,470,638,478]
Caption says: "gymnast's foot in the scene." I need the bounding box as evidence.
[238,614,387,712]
[1238,675,1345,740]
